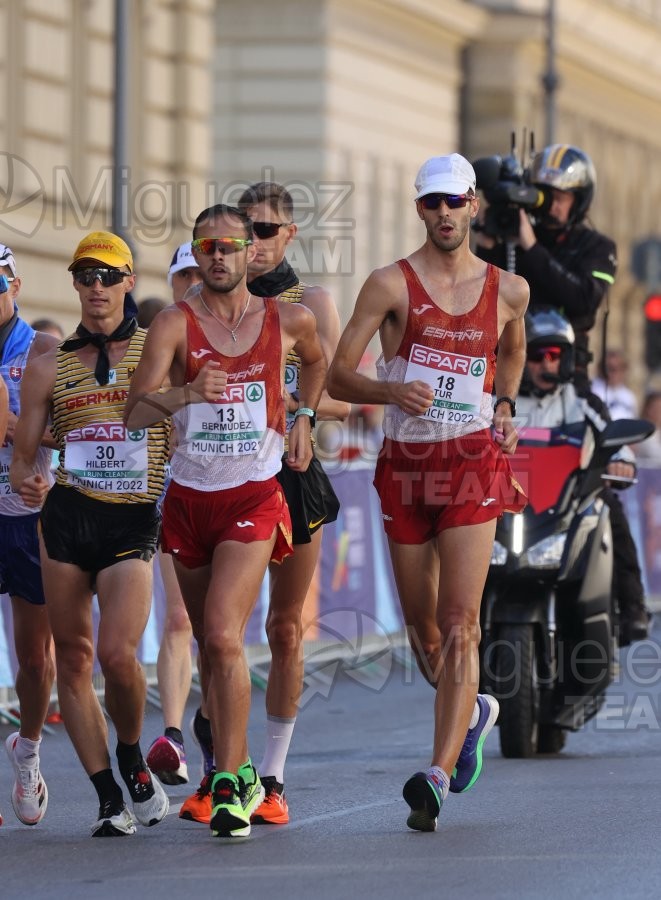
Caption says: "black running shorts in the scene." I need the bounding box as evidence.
[40,483,161,575]
[276,454,340,545]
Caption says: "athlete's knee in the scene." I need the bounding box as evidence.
[265,616,303,657]
[54,639,94,682]
[204,628,244,665]
[97,642,141,683]
[406,629,442,683]
[163,604,193,640]
[16,643,54,683]
[437,609,481,655]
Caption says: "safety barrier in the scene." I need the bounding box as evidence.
[1,462,660,709]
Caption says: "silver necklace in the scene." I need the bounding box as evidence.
[199,292,251,342]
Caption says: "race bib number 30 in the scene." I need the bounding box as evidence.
[405,343,486,424]
[65,422,148,493]
[186,381,267,456]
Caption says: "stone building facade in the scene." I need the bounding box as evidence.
[1,0,660,396]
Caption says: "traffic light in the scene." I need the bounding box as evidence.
[644,294,661,372]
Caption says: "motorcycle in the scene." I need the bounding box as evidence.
[479,417,653,758]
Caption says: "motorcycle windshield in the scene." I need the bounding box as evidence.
[510,425,584,514]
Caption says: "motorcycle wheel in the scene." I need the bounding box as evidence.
[537,725,566,754]
[495,623,540,758]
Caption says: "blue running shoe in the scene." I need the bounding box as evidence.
[402,772,442,832]
[449,694,500,793]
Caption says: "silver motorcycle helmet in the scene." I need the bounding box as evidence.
[525,307,576,385]
[528,144,596,225]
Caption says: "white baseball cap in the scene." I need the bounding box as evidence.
[167,241,199,286]
[414,154,477,199]
[0,244,18,277]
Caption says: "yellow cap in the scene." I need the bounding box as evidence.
[68,231,133,272]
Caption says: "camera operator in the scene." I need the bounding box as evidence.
[474,144,617,393]
[518,308,651,645]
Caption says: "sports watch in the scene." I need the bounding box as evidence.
[294,407,317,428]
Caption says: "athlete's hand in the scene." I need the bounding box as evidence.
[18,473,49,508]
[493,410,519,455]
[391,380,434,417]
[286,416,314,472]
[189,360,228,403]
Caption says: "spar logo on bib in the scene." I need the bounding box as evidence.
[471,358,486,377]
[218,385,245,403]
[67,423,127,442]
[409,345,472,374]
[246,383,264,403]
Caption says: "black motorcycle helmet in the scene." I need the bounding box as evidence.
[523,308,576,393]
[528,144,596,226]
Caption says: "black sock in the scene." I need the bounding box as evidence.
[194,708,212,745]
[164,726,184,745]
[90,768,123,810]
[116,740,142,781]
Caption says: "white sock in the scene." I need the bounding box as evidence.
[16,735,41,761]
[259,715,296,784]
[469,699,480,730]
[426,766,450,801]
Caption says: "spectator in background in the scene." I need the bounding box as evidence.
[591,348,638,420]
[635,391,661,463]
[30,318,65,340]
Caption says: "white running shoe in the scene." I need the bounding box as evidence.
[123,761,169,826]
[5,732,48,825]
[91,801,136,837]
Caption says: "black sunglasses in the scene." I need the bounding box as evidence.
[420,193,473,211]
[252,221,292,239]
[73,267,131,287]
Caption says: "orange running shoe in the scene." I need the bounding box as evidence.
[250,776,289,824]
[179,771,213,824]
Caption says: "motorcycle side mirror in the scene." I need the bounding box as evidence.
[599,418,655,448]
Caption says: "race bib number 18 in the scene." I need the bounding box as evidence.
[405,343,486,424]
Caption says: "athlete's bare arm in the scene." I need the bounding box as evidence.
[493,270,529,454]
[9,349,57,507]
[299,284,350,422]
[280,302,327,472]
[327,265,434,416]
[124,306,228,430]
[4,331,59,448]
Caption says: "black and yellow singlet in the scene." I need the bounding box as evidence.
[50,328,170,503]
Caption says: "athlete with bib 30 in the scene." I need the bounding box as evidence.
[328,154,528,832]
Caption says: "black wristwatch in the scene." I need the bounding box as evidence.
[494,396,516,417]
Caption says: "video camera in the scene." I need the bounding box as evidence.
[472,132,549,241]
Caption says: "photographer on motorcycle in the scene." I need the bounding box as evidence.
[517,308,651,645]
[475,144,617,393]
